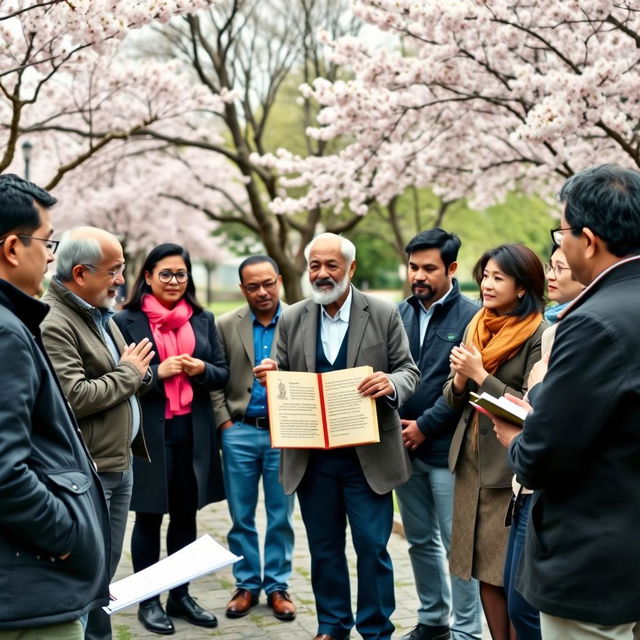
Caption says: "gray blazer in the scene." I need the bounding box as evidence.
[275,287,419,495]
[212,303,285,427]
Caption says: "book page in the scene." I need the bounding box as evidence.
[266,370,325,448]
[321,366,380,447]
[104,535,240,614]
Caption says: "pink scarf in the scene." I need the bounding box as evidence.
[141,294,196,419]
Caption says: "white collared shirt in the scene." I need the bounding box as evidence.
[320,286,353,363]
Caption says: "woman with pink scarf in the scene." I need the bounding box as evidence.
[115,243,229,635]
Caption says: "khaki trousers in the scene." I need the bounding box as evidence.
[541,613,635,640]
[0,620,83,640]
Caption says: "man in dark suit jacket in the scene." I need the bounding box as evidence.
[493,164,640,640]
[255,233,419,640]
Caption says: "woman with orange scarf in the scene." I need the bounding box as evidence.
[443,244,546,640]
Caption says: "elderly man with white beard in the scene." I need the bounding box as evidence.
[255,232,419,640]
[41,227,153,640]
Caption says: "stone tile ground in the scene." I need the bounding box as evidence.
[111,496,489,639]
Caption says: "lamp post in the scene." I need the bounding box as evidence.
[21,140,33,181]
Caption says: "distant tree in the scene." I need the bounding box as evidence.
[0,0,215,181]
[129,0,366,302]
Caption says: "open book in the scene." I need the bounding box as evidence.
[266,366,379,449]
[469,391,528,426]
[104,535,240,614]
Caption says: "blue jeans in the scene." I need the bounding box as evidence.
[221,421,294,595]
[396,459,482,640]
[504,493,541,640]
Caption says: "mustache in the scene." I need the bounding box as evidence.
[313,277,337,289]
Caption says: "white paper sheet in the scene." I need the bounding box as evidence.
[103,534,241,614]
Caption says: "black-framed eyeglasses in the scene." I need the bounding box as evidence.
[81,263,126,278]
[550,226,581,245]
[0,234,59,254]
[157,270,189,284]
[544,262,571,278]
[243,279,278,294]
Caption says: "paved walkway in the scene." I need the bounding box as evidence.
[111,497,488,639]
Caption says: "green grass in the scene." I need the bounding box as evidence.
[207,300,244,317]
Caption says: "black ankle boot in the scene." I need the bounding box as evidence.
[166,593,218,628]
[137,598,175,635]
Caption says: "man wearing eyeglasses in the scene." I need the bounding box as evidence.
[212,255,297,622]
[0,175,109,639]
[492,165,640,640]
[41,227,154,640]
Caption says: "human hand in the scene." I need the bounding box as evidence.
[158,355,184,379]
[492,416,523,447]
[357,371,394,398]
[254,358,278,386]
[181,355,205,377]
[449,343,488,386]
[401,419,426,451]
[120,338,155,377]
[527,355,549,389]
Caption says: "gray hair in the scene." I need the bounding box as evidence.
[56,230,103,282]
[304,232,356,266]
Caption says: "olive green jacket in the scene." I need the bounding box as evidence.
[42,278,149,472]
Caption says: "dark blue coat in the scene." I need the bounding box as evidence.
[115,307,229,513]
[0,280,109,629]
[398,280,477,466]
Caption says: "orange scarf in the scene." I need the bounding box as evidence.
[467,308,542,374]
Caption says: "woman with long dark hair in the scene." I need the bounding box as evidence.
[443,243,546,640]
[115,243,229,635]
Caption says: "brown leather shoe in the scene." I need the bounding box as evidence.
[267,590,296,621]
[225,589,259,618]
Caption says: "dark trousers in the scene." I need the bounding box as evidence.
[131,417,198,600]
[504,493,541,640]
[297,449,395,640]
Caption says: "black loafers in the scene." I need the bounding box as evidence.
[137,599,175,635]
[166,593,218,628]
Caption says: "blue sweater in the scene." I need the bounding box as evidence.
[398,280,477,466]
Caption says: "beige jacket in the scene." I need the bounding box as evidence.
[212,303,285,427]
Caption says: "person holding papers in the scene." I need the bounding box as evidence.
[115,243,229,635]
[443,243,546,640]
[255,232,419,640]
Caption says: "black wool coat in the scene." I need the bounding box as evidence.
[115,307,229,513]
[509,257,640,625]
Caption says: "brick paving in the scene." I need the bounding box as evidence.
[111,496,488,640]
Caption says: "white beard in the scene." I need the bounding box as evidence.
[311,271,351,306]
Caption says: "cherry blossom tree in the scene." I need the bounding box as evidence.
[127,0,364,301]
[0,0,216,178]
[261,0,640,216]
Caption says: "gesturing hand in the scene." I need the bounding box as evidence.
[254,358,278,387]
[449,343,488,386]
[158,355,184,380]
[121,338,155,376]
[181,355,205,377]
